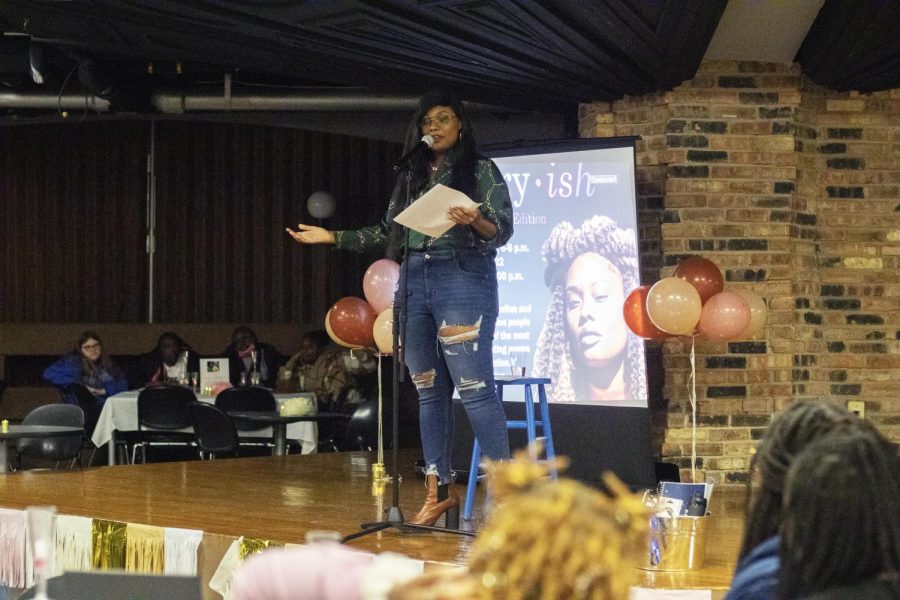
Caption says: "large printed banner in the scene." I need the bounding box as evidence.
[489,141,647,407]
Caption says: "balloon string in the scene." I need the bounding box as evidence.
[376,351,384,466]
[689,335,697,482]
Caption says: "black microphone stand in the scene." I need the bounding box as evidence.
[342,163,475,542]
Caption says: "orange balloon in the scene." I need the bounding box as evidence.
[646,277,702,336]
[373,308,394,355]
[674,257,724,304]
[732,289,768,338]
[329,297,377,348]
[324,308,356,348]
[623,285,671,340]
[697,291,751,341]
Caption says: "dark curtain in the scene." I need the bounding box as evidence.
[0,122,148,322]
[0,119,401,324]
[152,121,399,323]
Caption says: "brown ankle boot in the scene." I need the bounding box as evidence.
[408,474,460,528]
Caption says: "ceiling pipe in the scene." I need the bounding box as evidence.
[0,89,512,114]
[154,89,421,114]
[0,92,110,111]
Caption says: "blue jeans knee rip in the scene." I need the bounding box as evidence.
[412,317,487,392]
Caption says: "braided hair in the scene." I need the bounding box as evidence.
[467,449,650,600]
[738,400,858,560]
[778,427,900,599]
[532,216,644,403]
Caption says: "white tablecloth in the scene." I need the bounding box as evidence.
[92,389,319,463]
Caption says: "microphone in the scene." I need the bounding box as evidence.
[393,135,434,172]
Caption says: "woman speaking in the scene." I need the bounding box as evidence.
[287,91,512,528]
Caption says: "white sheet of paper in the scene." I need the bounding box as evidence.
[630,588,712,600]
[199,357,230,391]
[393,183,480,238]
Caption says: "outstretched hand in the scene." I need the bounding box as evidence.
[286,223,336,245]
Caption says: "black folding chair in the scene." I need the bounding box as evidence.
[188,402,239,459]
[337,399,391,452]
[132,386,196,463]
[215,387,277,449]
[15,404,85,470]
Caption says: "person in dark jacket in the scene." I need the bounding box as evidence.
[128,332,200,388]
[724,401,859,600]
[778,427,900,600]
[222,325,282,388]
[43,330,128,409]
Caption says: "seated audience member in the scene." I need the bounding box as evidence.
[43,330,128,408]
[725,401,860,600]
[128,332,199,388]
[275,330,364,412]
[391,448,649,599]
[778,428,900,600]
[223,326,282,388]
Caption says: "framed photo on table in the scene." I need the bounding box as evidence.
[200,358,230,392]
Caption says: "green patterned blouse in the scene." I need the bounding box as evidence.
[334,147,513,256]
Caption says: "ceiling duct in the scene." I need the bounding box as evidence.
[0,88,512,115]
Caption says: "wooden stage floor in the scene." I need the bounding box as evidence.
[0,450,744,596]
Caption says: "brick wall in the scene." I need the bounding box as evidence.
[580,60,900,484]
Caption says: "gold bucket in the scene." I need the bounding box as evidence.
[640,515,710,571]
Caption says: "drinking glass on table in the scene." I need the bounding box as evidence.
[188,371,198,393]
[250,371,261,386]
[239,371,248,387]
[26,505,57,600]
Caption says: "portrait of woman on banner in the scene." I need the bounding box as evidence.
[532,215,647,405]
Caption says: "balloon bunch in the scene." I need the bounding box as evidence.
[623,257,767,342]
[623,256,767,482]
[325,258,400,355]
[325,258,401,481]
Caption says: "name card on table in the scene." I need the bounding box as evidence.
[200,358,230,393]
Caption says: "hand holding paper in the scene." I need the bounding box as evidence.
[394,184,480,238]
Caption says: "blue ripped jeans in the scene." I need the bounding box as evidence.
[400,249,510,485]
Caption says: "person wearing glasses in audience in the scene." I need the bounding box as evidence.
[43,330,128,408]
[287,90,513,528]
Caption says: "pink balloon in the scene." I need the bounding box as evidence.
[363,259,400,314]
[697,292,751,341]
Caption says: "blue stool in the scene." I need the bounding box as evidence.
[462,376,556,520]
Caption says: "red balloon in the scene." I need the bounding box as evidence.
[328,297,376,348]
[673,257,724,304]
[623,285,671,340]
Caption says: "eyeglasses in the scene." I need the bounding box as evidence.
[81,343,101,351]
[420,113,457,128]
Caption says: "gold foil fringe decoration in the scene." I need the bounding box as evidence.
[239,537,283,560]
[91,520,127,570]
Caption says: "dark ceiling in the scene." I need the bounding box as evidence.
[0,1,898,117]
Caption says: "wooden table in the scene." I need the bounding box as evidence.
[0,425,85,473]
[225,411,350,456]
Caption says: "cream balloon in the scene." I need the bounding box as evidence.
[373,308,394,355]
[324,308,355,349]
[646,277,702,336]
[732,289,768,338]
